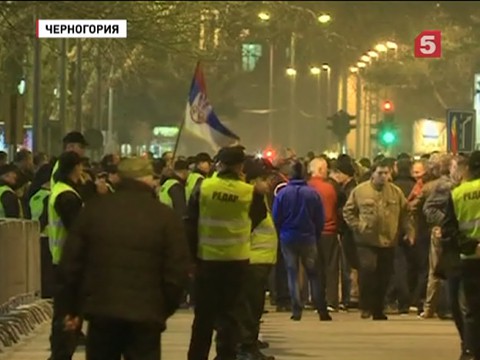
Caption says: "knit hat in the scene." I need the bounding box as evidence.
[35,164,53,185]
[118,158,154,179]
[336,155,355,177]
[218,146,246,166]
[0,164,17,177]
[469,150,480,172]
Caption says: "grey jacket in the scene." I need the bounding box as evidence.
[423,175,455,226]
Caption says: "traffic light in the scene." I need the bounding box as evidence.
[382,100,393,112]
[327,110,356,145]
[374,100,399,147]
[379,127,397,145]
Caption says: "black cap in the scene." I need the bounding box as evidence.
[218,146,246,166]
[336,154,355,177]
[0,164,17,177]
[468,150,480,172]
[244,158,270,182]
[35,164,53,185]
[196,152,213,164]
[57,151,83,177]
[62,131,88,146]
[174,159,189,171]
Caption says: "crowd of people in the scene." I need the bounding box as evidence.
[0,133,479,360]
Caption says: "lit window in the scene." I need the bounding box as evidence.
[242,43,262,72]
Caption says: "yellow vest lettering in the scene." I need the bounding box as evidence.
[452,178,480,259]
[212,191,239,202]
[198,176,253,261]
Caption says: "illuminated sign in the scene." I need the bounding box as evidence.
[152,126,179,138]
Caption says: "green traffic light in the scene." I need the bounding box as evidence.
[381,131,396,144]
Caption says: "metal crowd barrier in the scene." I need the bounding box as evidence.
[0,219,53,350]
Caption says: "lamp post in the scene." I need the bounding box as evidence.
[286,67,297,148]
[322,63,331,115]
[310,66,322,145]
[258,11,274,145]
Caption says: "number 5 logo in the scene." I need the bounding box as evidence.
[414,30,442,58]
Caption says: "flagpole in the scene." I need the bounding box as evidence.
[172,61,201,159]
[172,114,186,159]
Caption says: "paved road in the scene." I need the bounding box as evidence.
[0,309,460,360]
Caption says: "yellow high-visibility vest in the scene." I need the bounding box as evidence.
[29,188,50,237]
[158,179,180,208]
[198,176,253,261]
[48,182,82,265]
[452,178,480,260]
[250,204,277,264]
[186,172,204,203]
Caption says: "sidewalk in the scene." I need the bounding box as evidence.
[0,309,460,360]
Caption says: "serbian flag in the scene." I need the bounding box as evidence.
[182,62,240,151]
[450,118,458,154]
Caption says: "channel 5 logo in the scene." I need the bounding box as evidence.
[414,30,442,58]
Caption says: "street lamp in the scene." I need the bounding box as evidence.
[357,61,367,68]
[367,50,379,58]
[386,41,398,50]
[322,63,330,71]
[310,66,321,75]
[258,12,270,21]
[360,55,371,63]
[374,43,388,53]
[349,66,359,73]
[318,13,332,24]
[286,67,297,77]
[17,79,26,95]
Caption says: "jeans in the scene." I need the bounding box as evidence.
[319,234,340,308]
[413,237,431,312]
[387,243,411,312]
[340,244,352,307]
[281,241,327,316]
[425,232,450,315]
[272,246,291,307]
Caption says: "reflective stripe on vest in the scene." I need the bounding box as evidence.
[0,185,15,218]
[106,183,115,193]
[29,188,50,237]
[452,178,480,260]
[198,177,253,261]
[186,172,203,202]
[50,160,59,189]
[250,209,277,265]
[48,182,82,265]
[158,179,180,208]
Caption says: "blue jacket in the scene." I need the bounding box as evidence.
[272,180,325,244]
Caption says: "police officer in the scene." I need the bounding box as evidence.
[442,150,480,359]
[48,151,85,360]
[187,146,265,360]
[0,164,22,218]
[237,158,277,360]
[186,152,213,203]
[159,159,188,217]
[29,164,54,298]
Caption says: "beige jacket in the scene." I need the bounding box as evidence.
[343,180,414,248]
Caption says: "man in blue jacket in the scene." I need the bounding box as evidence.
[272,161,331,321]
